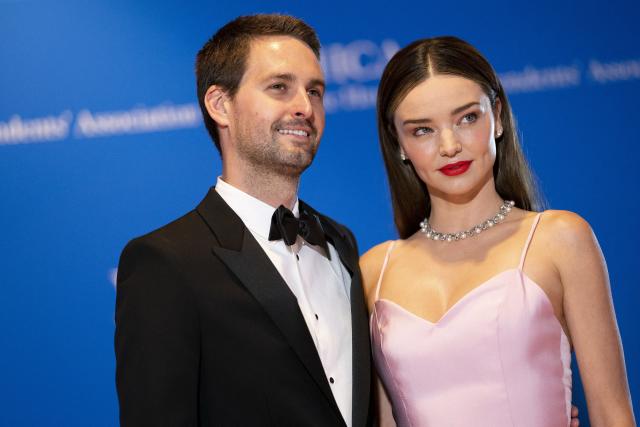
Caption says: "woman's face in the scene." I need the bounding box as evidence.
[393,74,502,200]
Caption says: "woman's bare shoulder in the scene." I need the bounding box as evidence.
[537,210,601,271]
[539,210,594,244]
[360,240,396,299]
[361,240,395,263]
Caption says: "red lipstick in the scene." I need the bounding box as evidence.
[439,160,472,176]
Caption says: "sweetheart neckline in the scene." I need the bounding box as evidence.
[372,268,563,330]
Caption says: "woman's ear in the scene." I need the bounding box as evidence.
[494,97,503,138]
[204,85,230,128]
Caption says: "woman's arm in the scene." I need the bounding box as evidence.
[551,211,635,426]
[375,374,397,427]
[360,241,397,426]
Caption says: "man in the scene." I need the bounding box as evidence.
[115,14,372,427]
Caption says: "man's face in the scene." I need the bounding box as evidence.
[226,36,326,178]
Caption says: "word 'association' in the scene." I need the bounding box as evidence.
[0,103,200,145]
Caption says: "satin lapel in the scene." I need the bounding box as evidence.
[196,189,340,414]
[300,201,372,427]
[349,268,372,427]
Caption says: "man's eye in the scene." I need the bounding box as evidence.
[308,89,323,98]
[271,83,286,90]
[414,127,433,137]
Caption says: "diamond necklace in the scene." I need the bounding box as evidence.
[419,200,515,242]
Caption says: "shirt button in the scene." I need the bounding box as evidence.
[329,377,335,384]
[315,313,319,320]
[295,254,300,261]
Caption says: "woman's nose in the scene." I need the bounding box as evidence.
[439,128,462,157]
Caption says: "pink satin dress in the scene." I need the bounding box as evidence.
[370,214,572,427]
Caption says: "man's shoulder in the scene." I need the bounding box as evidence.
[129,208,202,248]
[117,208,207,274]
[115,188,241,289]
[125,188,230,251]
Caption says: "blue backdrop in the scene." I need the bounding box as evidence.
[1,0,638,425]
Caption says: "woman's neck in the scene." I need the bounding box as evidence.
[427,181,505,233]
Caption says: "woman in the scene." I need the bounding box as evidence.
[360,36,635,427]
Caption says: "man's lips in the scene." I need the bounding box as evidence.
[277,128,311,137]
[276,119,315,139]
[438,160,472,176]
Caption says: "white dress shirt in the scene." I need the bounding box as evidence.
[215,177,353,426]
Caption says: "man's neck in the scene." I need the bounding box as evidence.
[221,171,299,210]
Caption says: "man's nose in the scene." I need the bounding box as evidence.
[291,88,313,118]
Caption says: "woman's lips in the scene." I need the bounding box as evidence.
[438,160,472,176]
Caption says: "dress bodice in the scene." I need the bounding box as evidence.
[370,214,572,427]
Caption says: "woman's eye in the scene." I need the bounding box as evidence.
[461,112,478,124]
[414,127,434,137]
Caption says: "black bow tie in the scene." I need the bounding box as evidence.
[269,205,330,256]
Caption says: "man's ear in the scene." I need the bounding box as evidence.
[204,85,231,127]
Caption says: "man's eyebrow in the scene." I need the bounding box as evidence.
[308,78,325,90]
[264,74,325,89]
[402,101,481,126]
[265,73,296,83]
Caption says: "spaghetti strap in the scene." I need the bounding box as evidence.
[518,213,543,270]
[374,241,397,300]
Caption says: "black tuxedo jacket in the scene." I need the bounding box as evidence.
[115,188,373,427]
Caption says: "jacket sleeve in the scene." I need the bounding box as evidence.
[114,237,200,427]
